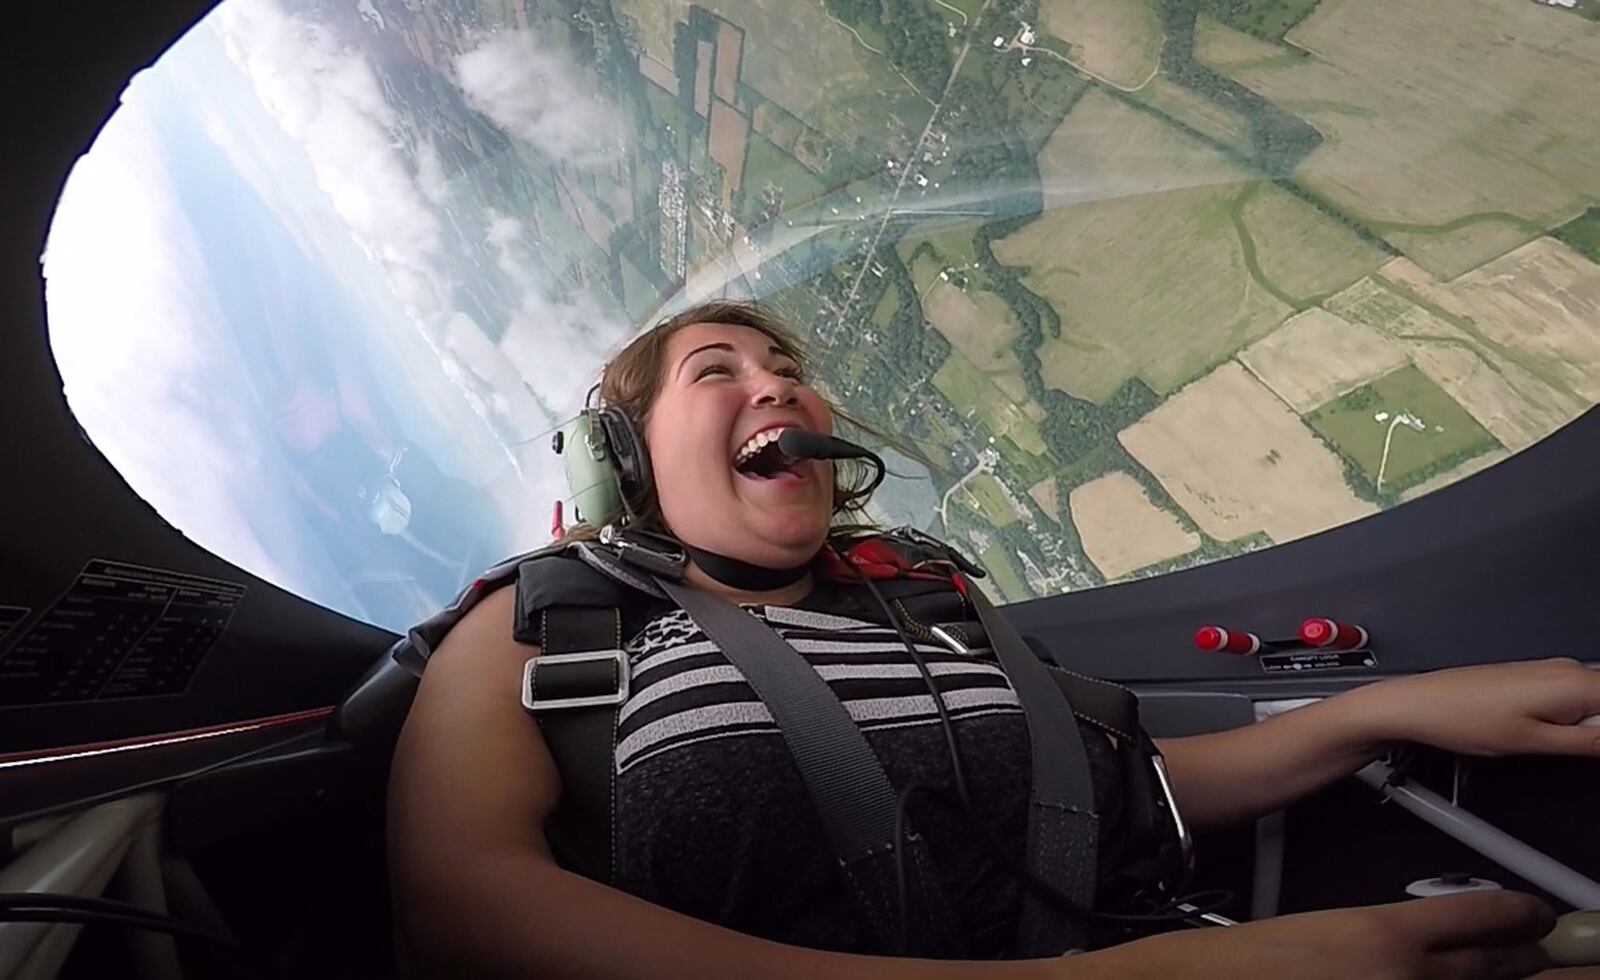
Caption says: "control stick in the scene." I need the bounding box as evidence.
[1542,910,1600,967]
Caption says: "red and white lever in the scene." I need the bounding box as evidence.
[1195,625,1263,655]
[1299,617,1369,650]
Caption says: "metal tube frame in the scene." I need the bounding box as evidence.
[0,793,180,980]
[1248,697,1600,914]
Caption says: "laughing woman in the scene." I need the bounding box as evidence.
[388,300,1599,980]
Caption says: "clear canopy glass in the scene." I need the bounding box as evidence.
[43,0,1600,630]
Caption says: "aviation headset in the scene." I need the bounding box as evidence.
[552,406,651,529]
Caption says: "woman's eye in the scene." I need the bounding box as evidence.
[777,366,803,380]
[695,364,732,380]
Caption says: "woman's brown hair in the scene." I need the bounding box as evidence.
[569,299,882,538]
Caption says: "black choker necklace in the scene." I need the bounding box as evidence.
[684,544,812,591]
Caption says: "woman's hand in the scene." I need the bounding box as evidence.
[1064,890,1556,980]
[1345,658,1600,758]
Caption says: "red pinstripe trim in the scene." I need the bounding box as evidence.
[0,707,334,769]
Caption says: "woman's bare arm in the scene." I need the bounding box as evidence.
[1154,696,1380,831]
[386,586,1054,980]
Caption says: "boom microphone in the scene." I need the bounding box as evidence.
[777,430,887,495]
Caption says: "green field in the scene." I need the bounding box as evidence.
[1553,208,1600,264]
[738,132,828,223]
[960,472,1020,526]
[909,252,945,294]
[996,435,1056,488]
[931,352,1048,455]
[871,286,902,327]
[1202,0,1324,39]
[1306,364,1500,493]
[933,0,984,20]
[899,221,981,272]
[643,83,696,160]
[997,58,1089,153]
[979,544,1032,602]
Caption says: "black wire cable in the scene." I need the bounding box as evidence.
[852,569,1235,954]
[0,893,271,978]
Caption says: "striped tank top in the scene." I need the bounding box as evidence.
[607,587,1126,957]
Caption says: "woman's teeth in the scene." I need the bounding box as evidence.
[733,427,790,466]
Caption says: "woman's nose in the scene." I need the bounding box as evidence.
[750,369,799,406]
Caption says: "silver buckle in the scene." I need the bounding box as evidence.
[521,650,630,712]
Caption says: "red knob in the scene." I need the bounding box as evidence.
[1300,617,1369,649]
[1195,625,1261,655]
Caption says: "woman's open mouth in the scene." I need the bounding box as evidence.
[732,428,807,483]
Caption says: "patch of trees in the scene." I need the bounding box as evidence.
[1391,441,1500,500]
[1198,0,1320,40]
[882,0,956,96]
[968,208,1163,463]
[824,0,882,27]
[1154,0,1321,177]
[1553,209,1600,264]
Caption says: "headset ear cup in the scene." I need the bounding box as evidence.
[599,408,651,513]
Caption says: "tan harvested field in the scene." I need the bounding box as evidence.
[924,283,1021,374]
[1404,343,1575,453]
[994,373,1034,408]
[1038,0,1162,89]
[1069,472,1200,579]
[995,92,1292,402]
[1240,188,1386,300]
[1119,361,1380,543]
[694,40,714,116]
[752,103,798,147]
[1237,307,1408,413]
[1399,448,1511,503]
[714,21,744,103]
[637,55,679,96]
[709,100,749,207]
[1379,242,1600,406]
[1382,221,1546,284]
[1320,257,1592,452]
[612,0,689,66]
[1223,0,1600,276]
[1135,77,1250,152]
[1194,15,1295,70]
[1028,476,1062,520]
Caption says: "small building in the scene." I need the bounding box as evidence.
[992,35,1006,48]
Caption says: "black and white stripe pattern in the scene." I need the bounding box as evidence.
[614,606,1022,774]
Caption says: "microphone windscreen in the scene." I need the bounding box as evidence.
[778,429,854,460]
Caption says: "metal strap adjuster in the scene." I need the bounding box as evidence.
[521,650,630,712]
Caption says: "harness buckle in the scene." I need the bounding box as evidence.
[522,650,631,712]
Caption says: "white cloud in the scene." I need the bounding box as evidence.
[217,0,451,328]
[415,139,450,206]
[454,31,626,169]
[214,0,634,445]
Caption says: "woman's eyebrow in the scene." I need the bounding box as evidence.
[675,342,734,378]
